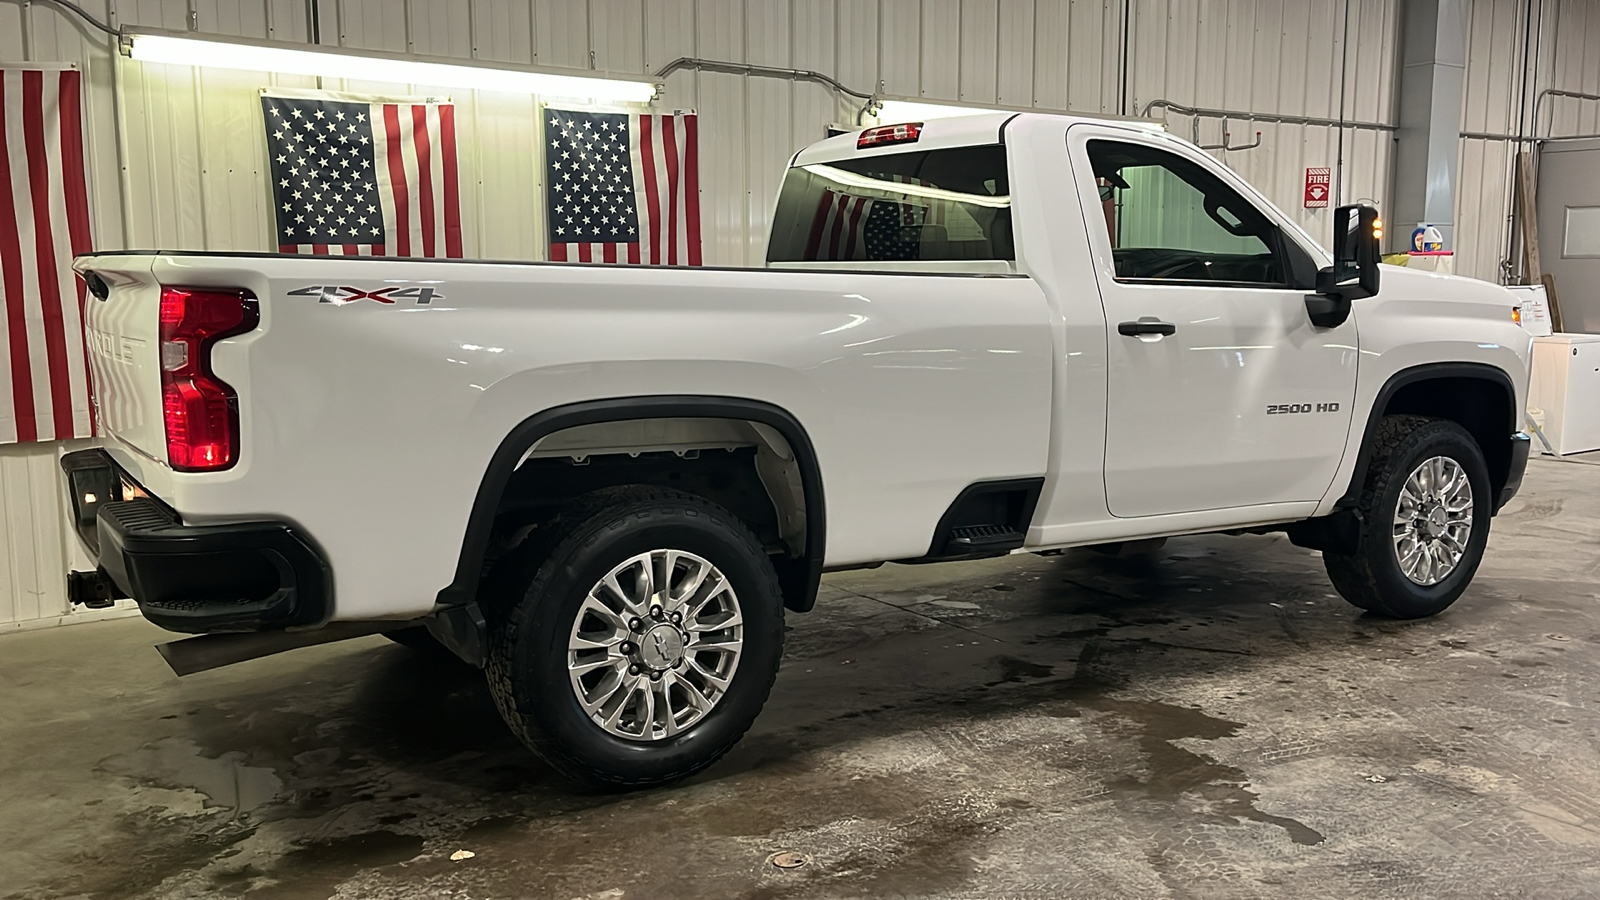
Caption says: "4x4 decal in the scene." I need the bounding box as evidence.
[287,285,444,305]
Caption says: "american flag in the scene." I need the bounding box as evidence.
[803,185,946,261]
[0,68,93,445]
[545,108,701,265]
[263,91,462,257]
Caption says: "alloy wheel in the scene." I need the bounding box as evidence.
[1391,455,1474,586]
[566,549,744,741]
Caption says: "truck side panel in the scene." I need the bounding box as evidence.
[77,255,1056,620]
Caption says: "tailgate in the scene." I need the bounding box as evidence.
[74,256,168,463]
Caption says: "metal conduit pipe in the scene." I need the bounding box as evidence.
[653,57,875,101]
[1533,87,1600,139]
[1461,91,1600,143]
[1138,99,1397,133]
[1461,130,1600,142]
[1459,91,1600,143]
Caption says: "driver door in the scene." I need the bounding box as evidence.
[1067,126,1359,518]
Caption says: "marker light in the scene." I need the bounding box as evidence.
[857,122,923,149]
[127,32,660,102]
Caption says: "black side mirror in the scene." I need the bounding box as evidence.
[1307,204,1382,328]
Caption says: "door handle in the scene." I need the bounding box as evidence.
[1117,319,1177,337]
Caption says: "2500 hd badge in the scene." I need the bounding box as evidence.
[1267,402,1341,414]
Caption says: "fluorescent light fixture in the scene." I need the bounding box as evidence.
[873,99,1014,123]
[126,31,659,102]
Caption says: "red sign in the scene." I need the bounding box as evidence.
[1304,167,1331,208]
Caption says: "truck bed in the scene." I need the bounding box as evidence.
[75,251,1057,621]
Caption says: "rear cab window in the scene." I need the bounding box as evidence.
[766,144,1014,271]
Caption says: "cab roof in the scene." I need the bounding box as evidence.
[791,112,1165,167]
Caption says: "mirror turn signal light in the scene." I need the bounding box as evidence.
[1512,306,1523,325]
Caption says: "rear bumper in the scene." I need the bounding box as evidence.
[60,449,331,634]
[1496,431,1532,513]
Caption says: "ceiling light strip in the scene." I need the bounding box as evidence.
[125,31,659,103]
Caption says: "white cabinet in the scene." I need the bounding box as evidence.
[1529,334,1600,455]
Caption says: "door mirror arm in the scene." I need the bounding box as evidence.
[1304,292,1352,328]
[1305,204,1382,329]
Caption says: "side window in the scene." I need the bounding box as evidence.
[1087,140,1286,286]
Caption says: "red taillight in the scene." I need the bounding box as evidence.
[158,287,258,471]
[857,122,923,149]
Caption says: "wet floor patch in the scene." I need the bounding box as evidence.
[100,738,284,819]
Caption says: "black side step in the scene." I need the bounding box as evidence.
[912,478,1044,562]
[948,523,1025,551]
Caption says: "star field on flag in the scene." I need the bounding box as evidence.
[262,91,462,257]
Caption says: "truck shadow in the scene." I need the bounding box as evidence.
[217,535,1468,802]
[79,532,1546,900]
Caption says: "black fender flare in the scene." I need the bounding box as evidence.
[1335,362,1516,509]
[436,396,827,613]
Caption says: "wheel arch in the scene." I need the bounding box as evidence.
[437,396,826,614]
[1338,363,1517,509]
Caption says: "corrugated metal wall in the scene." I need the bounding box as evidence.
[1456,0,1600,282]
[0,443,71,628]
[9,0,1557,628]
[2,0,1403,270]
[1126,0,1399,255]
[0,440,109,631]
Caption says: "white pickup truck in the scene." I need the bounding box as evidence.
[67,113,1531,788]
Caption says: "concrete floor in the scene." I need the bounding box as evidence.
[4,456,1600,900]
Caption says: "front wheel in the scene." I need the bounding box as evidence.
[486,487,784,789]
[1324,415,1492,618]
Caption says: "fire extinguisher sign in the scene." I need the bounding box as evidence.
[1304,167,1331,208]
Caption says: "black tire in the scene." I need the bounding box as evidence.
[1324,415,1492,618]
[485,486,784,789]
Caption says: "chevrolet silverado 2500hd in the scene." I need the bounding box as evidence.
[66,113,1531,787]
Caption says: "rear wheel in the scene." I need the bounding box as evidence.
[486,487,784,789]
[1324,415,1491,618]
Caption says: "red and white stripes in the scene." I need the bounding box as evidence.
[550,111,701,266]
[275,96,462,259]
[281,244,385,256]
[0,68,93,445]
[804,190,872,261]
[371,101,462,259]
